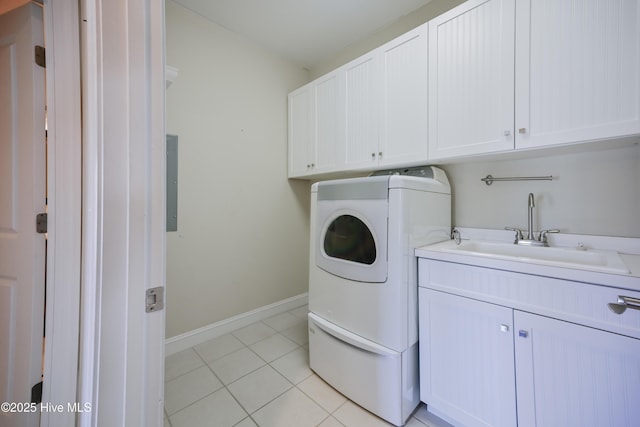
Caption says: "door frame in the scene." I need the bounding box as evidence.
[40,1,82,426]
[40,0,166,426]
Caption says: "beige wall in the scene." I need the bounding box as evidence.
[441,144,640,237]
[309,0,466,78]
[165,0,310,338]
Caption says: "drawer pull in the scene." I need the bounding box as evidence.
[608,296,640,314]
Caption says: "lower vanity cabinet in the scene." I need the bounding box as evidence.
[418,288,517,427]
[418,259,640,427]
[514,311,640,427]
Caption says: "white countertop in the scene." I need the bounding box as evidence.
[415,228,640,292]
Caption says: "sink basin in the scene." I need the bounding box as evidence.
[444,240,630,274]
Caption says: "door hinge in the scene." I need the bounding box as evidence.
[36,213,47,233]
[35,45,46,68]
[145,287,164,313]
[31,381,43,404]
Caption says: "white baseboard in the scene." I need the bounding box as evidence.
[165,293,308,356]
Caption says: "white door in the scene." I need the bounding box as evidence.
[428,0,515,160]
[288,83,313,177]
[514,311,640,427]
[344,52,379,169]
[379,24,429,166]
[313,71,345,173]
[419,288,517,427]
[515,0,640,149]
[0,3,46,427]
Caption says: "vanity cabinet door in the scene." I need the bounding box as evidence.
[419,288,517,427]
[515,0,640,149]
[428,0,515,160]
[514,310,640,427]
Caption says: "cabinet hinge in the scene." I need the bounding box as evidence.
[35,45,46,68]
[36,213,47,234]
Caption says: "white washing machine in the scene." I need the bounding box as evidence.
[308,166,451,426]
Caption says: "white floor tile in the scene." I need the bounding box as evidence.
[289,305,309,319]
[233,417,257,427]
[227,365,292,414]
[281,321,309,345]
[270,347,313,384]
[208,347,266,385]
[333,401,394,427]
[412,404,455,427]
[318,416,345,427]
[164,306,416,427]
[251,387,328,427]
[232,322,277,345]
[406,416,429,427]
[194,333,245,363]
[263,312,302,331]
[249,333,298,362]
[169,388,246,427]
[297,374,347,413]
[165,348,205,382]
[164,366,223,415]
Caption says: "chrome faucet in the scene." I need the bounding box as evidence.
[506,193,559,246]
[526,193,535,240]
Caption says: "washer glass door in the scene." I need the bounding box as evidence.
[323,214,376,265]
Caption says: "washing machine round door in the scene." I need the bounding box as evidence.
[315,200,388,283]
[323,214,377,265]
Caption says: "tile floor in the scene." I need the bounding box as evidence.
[164,305,450,427]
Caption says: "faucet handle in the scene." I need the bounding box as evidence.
[540,229,560,244]
[505,227,524,243]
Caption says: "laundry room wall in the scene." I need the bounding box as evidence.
[165,0,311,338]
[440,143,640,238]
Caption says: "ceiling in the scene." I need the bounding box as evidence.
[173,0,432,69]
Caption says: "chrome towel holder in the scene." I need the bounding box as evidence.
[481,174,554,186]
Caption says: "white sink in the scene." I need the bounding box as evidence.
[444,240,630,275]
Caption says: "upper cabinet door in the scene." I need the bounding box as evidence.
[428,0,516,160]
[313,71,345,173]
[515,0,640,149]
[288,84,313,177]
[344,52,380,169]
[379,24,429,166]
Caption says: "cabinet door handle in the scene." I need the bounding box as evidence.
[518,330,529,338]
[500,324,509,333]
[504,130,511,137]
[518,128,527,134]
[608,296,640,314]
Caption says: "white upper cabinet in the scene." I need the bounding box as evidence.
[515,0,640,149]
[428,0,516,160]
[288,84,313,177]
[288,24,429,178]
[288,72,345,178]
[290,0,640,176]
[344,52,380,169]
[313,71,345,173]
[379,25,429,166]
